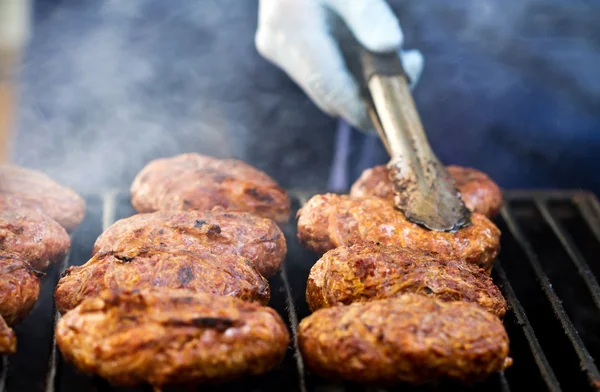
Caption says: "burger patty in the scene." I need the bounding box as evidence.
[350,165,503,219]
[0,316,16,354]
[93,209,286,278]
[55,243,270,314]
[297,194,501,272]
[0,254,41,325]
[56,289,290,387]
[298,295,511,384]
[306,242,507,317]
[0,209,70,270]
[130,153,291,224]
[0,164,86,231]
[0,253,41,353]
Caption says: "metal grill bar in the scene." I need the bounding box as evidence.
[535,197,600,312]
[44,252,70,392]
[500,205,600,386]
[279,265,307,392]
[575,195,600,244]
[0,356,7,392]
[499,372,511,392]
[494,264,561,392]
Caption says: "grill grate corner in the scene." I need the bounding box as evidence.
[1,190,600,391]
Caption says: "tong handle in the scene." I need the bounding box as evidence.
[360,49,420,160]
[360,49,406,81]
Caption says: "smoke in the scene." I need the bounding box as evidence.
[13,0,336,193]
[13,0,249,192]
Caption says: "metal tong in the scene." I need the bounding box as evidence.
[360,49,471,232]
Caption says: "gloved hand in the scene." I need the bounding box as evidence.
[256,0,423,132]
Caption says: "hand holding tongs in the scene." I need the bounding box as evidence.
[360,49,471,232]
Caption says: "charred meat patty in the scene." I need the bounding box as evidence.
[350,165,503,219]
[0,209,70,270]
[0,164,85,231]
[0,253,41,353]
[298,295,511,384]
[56,289,290,387]
[297,194,500,272]
[130,153,291,224]
[307,242,507,317]
[93,209,286,277]
[55,243,270,314]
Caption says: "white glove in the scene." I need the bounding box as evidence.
[256,0,424,131]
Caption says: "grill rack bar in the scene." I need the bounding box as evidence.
[494,264,561,392]
[535,198,600,312]
[44,252,70,392]
[0,357,7,392]
[500,203,600,387]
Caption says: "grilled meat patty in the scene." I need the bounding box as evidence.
[130,153,291,224]
[307,242,507,317]
[297,194,501,272]
[0,209,70,270]
[56,289,290,387]
[0,164,85,231]
[55,243,270,314]
[0,253,41,353]
[298,294,511,384]
[350,165,503,219]
[0,316,16,354]
[93,209,286,277]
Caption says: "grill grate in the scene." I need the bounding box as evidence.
[1,190,600,391]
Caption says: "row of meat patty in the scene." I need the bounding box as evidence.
[2,153,511,388]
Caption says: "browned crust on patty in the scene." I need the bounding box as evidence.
[130,154,291,224]
[0,209,70,270]
[0,253,41,325]
[297,194,501,271]
[0,315,16,354]
[0,165,86,231]
[55,243,270,314]
[93,209,286,277]
[298,295,511,384]
[306,242,507,317]
[350,165,503,218]
[56,289,290,387]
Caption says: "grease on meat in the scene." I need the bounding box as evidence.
[307,242,506,317]
[130,154,291,224]
[0,164,86,231]
[297,194,500,272]
[298,294,511,384]
[350,165,503,218]
[93,209,286,277]
[56,289,290,387]
[55,243,270,314]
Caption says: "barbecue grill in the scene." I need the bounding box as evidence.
[1,189,600,392]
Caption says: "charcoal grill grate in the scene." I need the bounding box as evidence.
[1,190,600,391]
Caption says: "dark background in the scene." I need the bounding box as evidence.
[13,0,600,194]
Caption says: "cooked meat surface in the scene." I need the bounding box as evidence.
[307,242,506,317]
[130,153,291,224]
[0,253,41,353]
[0,209,70,270]
[0,316,16,354]
[93,209,286,277]
[56,289,290,387]
[297,194,500,271]
[350,165,503,218]
[298,295,511,384]
[55,243,270,314]
[0,254,41,325]
[0,164,86,231]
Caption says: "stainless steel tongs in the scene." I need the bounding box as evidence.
[360,50,471,232]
